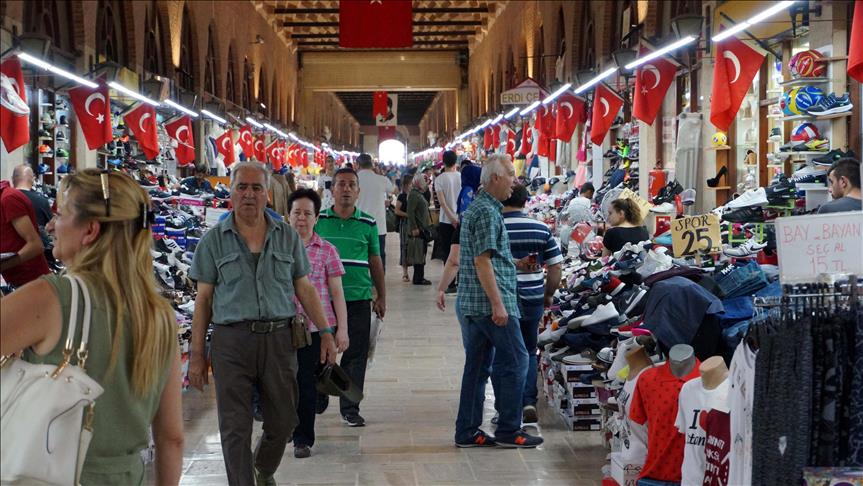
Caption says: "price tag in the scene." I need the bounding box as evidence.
[671,214,721,256]
[774,212,863,283]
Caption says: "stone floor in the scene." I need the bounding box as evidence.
[170,238,606,486]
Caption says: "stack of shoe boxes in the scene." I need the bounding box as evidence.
[540,350,602,431]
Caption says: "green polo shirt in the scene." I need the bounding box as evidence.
[315,207,380,302]
[190,212,310,324]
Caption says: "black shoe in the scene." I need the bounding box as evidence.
[494,431,544,448]
[444,285,458,294]
[413,279,432,285]
[341,413,366,427]
[721,207,765,223]
[315,392,329,415]
[455,430,497,448]
[813,149,857,166]
[522,405,538,424]
[294,445,311,458]
[707,166,728,188]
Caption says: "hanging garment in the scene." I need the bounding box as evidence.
[849,306,863,466]
[673,113,702,204]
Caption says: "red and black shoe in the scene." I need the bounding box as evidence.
[455,430,496,448]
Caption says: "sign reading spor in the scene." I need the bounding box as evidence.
[671,214,721,256]
[775,212,863,283]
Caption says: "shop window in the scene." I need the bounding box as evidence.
[96,0,127,66]
[144,2,166,76]
[177,6,195,92]
[204,24,220,98]
[24,0,74,56]
[226,44,237,105]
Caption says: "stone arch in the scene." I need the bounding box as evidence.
[574,1,596,72]
[257,65,268,115]
[95,0,133,68]
[177,3,198,92]
[144,0,168,76]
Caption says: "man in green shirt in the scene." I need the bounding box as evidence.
[316,168,386,427]
[189,162,336,486]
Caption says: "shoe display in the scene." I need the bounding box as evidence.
[649,202,675,214]
[792,138,829,152]
[768,127,782,142]
[723,237,767,257]
[721,206,765,223]
[725,188,768,209]
[582,303,619,328]
[806,92,852,115]
[706,166,728,188]
[813,149,857,166]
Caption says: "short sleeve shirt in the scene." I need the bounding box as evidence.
[189,212,310,324]
[457,190,520,318]
[315,207,380,302]
[630,360,701,482]
[293,233,345,331]
[0,182,50,287]
[356,170,395,235]
[435,171,461,224]
[502,210,563,308]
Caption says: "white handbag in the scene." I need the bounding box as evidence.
[0,275,105,485]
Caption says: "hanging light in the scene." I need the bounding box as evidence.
[17,53,98,89]
[201,109,227,124]
[245,117,264,128]
[503,107,520,119]
[625,36,697,70]
[542,83,573,105]
[164,99,199,117]
[712,1,796,42]
[109,81,160,106]
[519,101,540,116]
[574,68,618,94]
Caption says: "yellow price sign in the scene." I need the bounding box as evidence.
[671,214,721,256]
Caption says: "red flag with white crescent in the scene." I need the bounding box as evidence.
[632,44,678,125]
[215,129,236,167]
[506,128,516,157]
[710,36,765,131]
[124,103,160,159]
[0,57,30,152]
[238,124,255,159]
[554,93,586,142]
[164,115,195,166]
[266,140,280,167]
[68,79,112,150]
[254,135,266,161]
[590,84,624,146]
[519,121,533,156]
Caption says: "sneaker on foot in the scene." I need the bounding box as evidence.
[455,430,497,448]
[522,405,538,424]
[294,445,311,458]
[254,468,276,486]
[495,431,544,448]
[341,413,366,427]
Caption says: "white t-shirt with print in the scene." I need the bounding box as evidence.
[317,174,334,209]
[675,377,730,486]
[435,171,461,224]
[357,169,395,236]
[618,365,654,466]
[728,342,757,486]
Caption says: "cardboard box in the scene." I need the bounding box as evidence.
[610,452,642,486]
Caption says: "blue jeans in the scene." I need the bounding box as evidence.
[519,304,544,407]
[455,305,528,442]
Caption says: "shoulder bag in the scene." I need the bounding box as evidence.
[0,275,105,485]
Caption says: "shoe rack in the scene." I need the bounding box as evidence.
[707,143,733,207]
[33,89,72,187]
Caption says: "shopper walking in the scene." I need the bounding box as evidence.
[286,188,349,459]
[0,178,50,288]
[602,198,650,255]
[1,169,184,485]
[316,168,387,427]
[406,170,433,285]
[432,150,461,264]
[394,173,413,282]
[356,153,395,272]
[188,162,335,486]
[454,154,543,448]
[501,184,563,423]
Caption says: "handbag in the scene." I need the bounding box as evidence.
[1,275,105,485]
[315,363,363,404]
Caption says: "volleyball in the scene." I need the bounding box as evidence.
[790,122,821,142]
[782,87,825,115]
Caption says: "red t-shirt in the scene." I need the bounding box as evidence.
[0,181,50,287]
[629,360,701,482]
[701,409,731,486]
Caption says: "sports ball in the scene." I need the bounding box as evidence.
[711,132,728,147]
[790,122,821,142]
[789,50,827,78]
[782,87,825,115]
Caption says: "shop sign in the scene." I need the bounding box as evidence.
[500,78,548,106]
[671,214,721,256]
[774,212,863,283]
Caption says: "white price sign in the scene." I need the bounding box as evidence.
[775,212,863,283]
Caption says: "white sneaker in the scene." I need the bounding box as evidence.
[177,300,196,314]
[725,187,768,209]
[792,165,827,178]
[723,237,767,257]
[650,202,675,213]
[537,324,569,347]
[582,303,619,328]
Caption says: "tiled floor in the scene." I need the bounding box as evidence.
[170,238,606,485]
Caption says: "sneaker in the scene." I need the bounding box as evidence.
[455,430,496,448]
[619,285,648,316]
[792,138,829,152]
[722,206,765,223]
[583,303,619,328]
[813,149,857,167]
[768,127,782,142]
[522,405,538,424]
[600,276,626,296]
[792,165,829,178]
[650,202,675,213]
[725,187,768,209]
[494,431,544,449]
[537,322,569,346]
[806,92,852,115]
[341,413,366,427]
[294,445,311,458]
[254,468,276,486]
[723,237,767,257]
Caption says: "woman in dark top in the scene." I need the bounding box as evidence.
[602,198,650,255]
[394,174,413,282]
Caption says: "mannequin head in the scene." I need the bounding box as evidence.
[699,356,729,390]
[669,344,696,378]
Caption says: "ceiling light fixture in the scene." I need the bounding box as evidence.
[201,109,227,124]
[164,99,199,117]
[491,114,504,125]
[18,52,98,88]
[519,101,540,116]
[625,36,697,70]
[503,107,520,119]
[712,1,796,42]
[108,81,160,106]
[574,68,618,95]
[245,117,264,128]
[542,83,573,104]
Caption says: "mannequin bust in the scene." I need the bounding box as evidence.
[625,345,653,380]
[699,356,729,390]
[669,344,697,379]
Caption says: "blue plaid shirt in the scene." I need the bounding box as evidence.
[457,190,520,319]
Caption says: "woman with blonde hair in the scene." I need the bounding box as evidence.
[1,169,183,485]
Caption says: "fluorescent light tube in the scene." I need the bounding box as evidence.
[201,109,227,124]
[712,1,796,42]
[625,36,696,70]
[574,68,618,95]
[18,53,99,89]
[108,81,160,106]
[519,101,540,116]
[542,83,573,104]
[245,117,264,128]
[164,99,198,117]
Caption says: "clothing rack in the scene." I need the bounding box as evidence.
[753,276,861,308]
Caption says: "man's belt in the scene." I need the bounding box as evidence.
[224,319,292,333]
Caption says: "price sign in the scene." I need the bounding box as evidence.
[671,214,721,256]
[775,212,863,283]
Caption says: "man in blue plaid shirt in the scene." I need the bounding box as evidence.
[453,154,543,449]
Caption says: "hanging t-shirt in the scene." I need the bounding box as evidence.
[702,409,731,486]
[317,174,334,210]
[728,342,757,486]
[630,360,701,482]
[618,365,657,466]
[675,377,730,486]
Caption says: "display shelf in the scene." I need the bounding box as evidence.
[781,114,814,122]
[814,111,853,121]
[708,145,731,151]
[707,186,731,190]
[797,183,828,191]
[779,77,829,87]
[783,151,831,156]
[767,113,785,119]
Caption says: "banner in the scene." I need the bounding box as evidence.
[339,0,412,48]
[375,93,398,126]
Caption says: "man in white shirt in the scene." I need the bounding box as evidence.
[316,156,337,210]
[433,151,461,268]
[356,153,395,271]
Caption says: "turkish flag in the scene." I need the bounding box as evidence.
[492,124,502,151]
[68,80,112,150]
[555,93,585,142]
[520,122,533,156]
[254,135,266,161]
[238,124,255,159]
[215,129,236,167]
[632,46,678,125]
[482,128,493,150]
[124,103,160,159]
[590,84,624,145]
[548,139,557,163]
[0,58,30,152]
[379,125,397,142]
[849,0,863,83]
[339,0,412,48]
[373,91,389,118]
[506,128,516,157]
[710,36,765,131]
[164,116,195,166]
[266,140,281,167]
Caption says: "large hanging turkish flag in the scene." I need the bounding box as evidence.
[555,93,585,142]
[237,124,255,159]
[632,45,678,126]
[849,0,863,83]
[506,128,516,157]
[164,116,195,166]
[266,140,281,167]
[589,84,624,145]
[339,0,413,48]
[710,36,764,132]
[519,121,533,156]
[483,127,493,150]
[373,91,389,118]
[124,103,160,159]
[215,129,236,167]
[536,106,555,157]
[492,124,502,151]
[69,80,112,150]
[254,135,266,161]
[0,58,30,152]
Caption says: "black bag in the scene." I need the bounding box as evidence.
[315,363,364,403]
[386,207,398,233]
[420,224,437,243]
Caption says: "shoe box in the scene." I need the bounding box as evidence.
[540,349,603,431]
[609,452,642,486]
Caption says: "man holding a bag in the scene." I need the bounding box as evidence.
[406,171,433,285]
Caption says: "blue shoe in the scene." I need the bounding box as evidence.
[494,431,543,448]
[455,430,496,448]
[806,92,851,116]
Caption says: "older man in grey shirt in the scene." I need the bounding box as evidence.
[189,162,336,486]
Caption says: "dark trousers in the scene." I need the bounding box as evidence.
[433,222,456,262]
[412,264,425,283]
[293,332,322,448]
[519,304,544,407]
[340,300,372,416]
[378,234,386,273]
[211,325,298,486]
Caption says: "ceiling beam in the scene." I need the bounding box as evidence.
[274,7,492,15]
